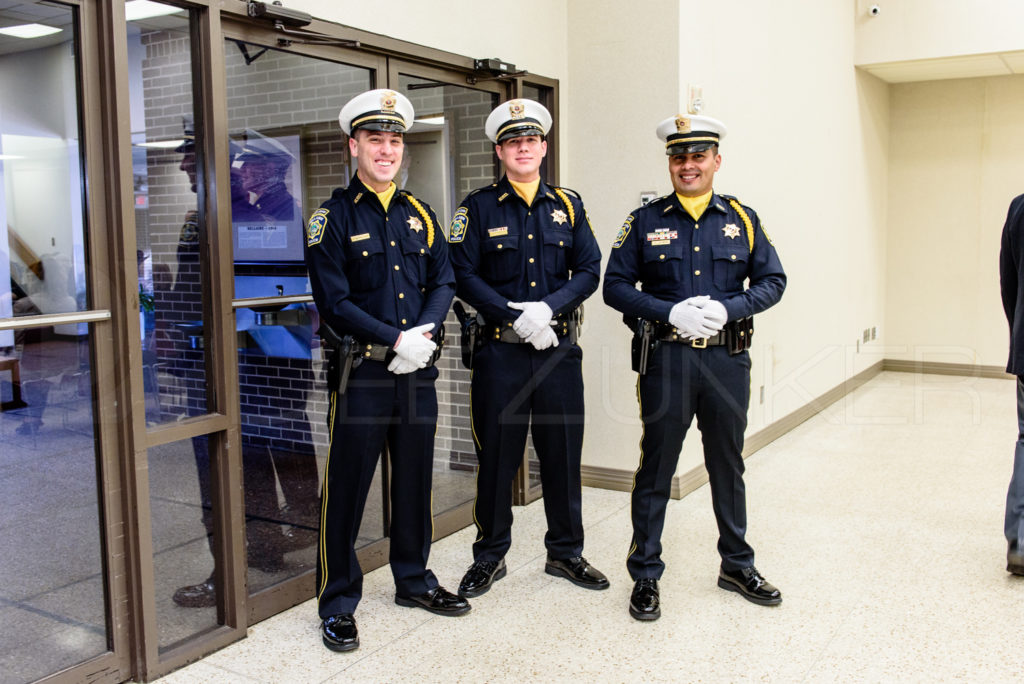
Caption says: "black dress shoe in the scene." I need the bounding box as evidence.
[544,556,609,590]
[172,577,215,608]
[1009,541,1024,576]
[322,614,358,652]
[458,559,507,598]
[717,566,782,606]
[395,586,471,616]
[629,578,660,621]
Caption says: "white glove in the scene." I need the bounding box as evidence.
[669,296,716,339]
[508,301,553,338]
[701,299,728,331]
[526,325,559,351]
[392,323,436,369]
[387,355,420,374]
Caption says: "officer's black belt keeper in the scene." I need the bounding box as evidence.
[355,323,445,366]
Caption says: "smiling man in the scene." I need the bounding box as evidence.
[448,99,607,600]
[603,114,787,621]
[305,89,467,654]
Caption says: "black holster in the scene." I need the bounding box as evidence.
[631,318,658,375]
[453,301,482,369]
[724,316,754,355]
[319,322,356,394]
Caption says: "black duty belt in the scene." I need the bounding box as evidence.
[485,319,578,344]
[655,324,726,348]
[355,341,393,362]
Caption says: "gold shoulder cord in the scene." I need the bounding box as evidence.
[727,198,754,250]
[554,187,576,226]
[405,193,435,247]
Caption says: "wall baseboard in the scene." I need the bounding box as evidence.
[580,358,1010,499]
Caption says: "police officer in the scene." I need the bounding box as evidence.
[236,131,300,221]
[449,99,608,598]
[306,89,468,653]
[603,114,786,621]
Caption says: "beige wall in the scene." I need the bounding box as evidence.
[855,0,1024,65]
[571,0,891,474]
[885,74,1024,368]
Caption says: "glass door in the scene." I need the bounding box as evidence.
[0,1,128,682]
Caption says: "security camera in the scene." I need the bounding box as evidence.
[869,4,881,16]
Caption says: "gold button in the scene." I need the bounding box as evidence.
[731,254,737,260]
[497,244,503,249]
[559,241,564,246]
[399,293,405,299]
[694,223,699,229]
[401,318,407,324]
[694,246,700,252]
[529,258,535,263]
[362,250,368,256]
[420,249,425,254]
[530,281,536,287]
[695,270,701,275]
[528,234,534,239]
[364,352,370,358]
[390,240,396,246]
[365,344,372,350]
[659,254,665,260]
[394,265,400,271]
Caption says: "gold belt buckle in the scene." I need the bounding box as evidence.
[691,337,708,349]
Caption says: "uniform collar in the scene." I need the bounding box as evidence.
[346,174,404,210]
[495,174,554,207]
[662,191,728,216]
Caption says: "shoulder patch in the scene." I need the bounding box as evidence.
[450,206,469,243]
[612,215,635,248]
[306,208,329,247]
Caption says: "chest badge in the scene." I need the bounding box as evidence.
[722,223,741,239]
[551,208,568,225]
[407,215,423,233]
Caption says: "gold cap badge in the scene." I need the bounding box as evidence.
[381,91,397,113]
[675,115,691,134]
[509,100,526,120]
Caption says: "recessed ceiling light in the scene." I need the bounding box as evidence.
[135,140,185,149]
[125,0,186,21]
[0,23,61,39]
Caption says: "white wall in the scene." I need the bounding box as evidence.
[855,0,1024,65]
[885,74,1024,368]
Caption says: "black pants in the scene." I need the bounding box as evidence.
[628,343,753,579]
[469,341,585,561]
[316,361,439,618]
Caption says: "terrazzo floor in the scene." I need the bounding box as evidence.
[154,371,1024,683]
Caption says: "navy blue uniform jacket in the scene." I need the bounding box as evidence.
[305,175,455,346]
[1000,193,1024,375]
[604,192,785,324]
[448,176,601,321]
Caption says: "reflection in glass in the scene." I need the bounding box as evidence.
[0,2,109,681]
[148,436,219,652]
[128,4,210,424]
[0,327,106,681]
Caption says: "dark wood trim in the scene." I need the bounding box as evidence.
[143,413,231,448]
[883,359,1012,379]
